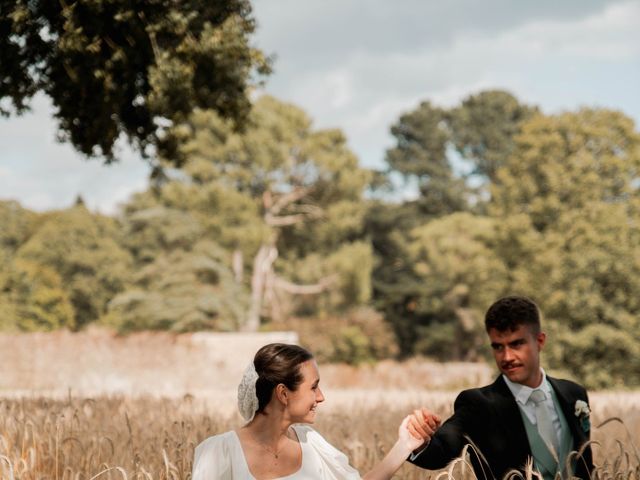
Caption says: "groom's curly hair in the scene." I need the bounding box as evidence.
[484,295,541,334]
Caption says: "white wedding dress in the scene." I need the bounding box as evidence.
[192,424,361,480]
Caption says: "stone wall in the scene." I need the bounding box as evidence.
[0,329,298,397]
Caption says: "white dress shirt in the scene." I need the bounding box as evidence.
[502,369,562,444]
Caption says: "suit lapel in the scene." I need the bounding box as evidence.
[496,375,558,477]
[547,377,586,448]
[491,376,532,457]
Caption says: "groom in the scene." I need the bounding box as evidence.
[408,295,594,480]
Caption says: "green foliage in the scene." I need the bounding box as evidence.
[0,0,270,162]
[0,200,39,253]
[119,204,205,263]
[271,307,399,365]
[506,203,640,388]
[491,108,640,388]
[0,259,75,331]
[114,192,253,332]
[15,205,132,328]
[2,82,640,390]
[327,242,373,306]
[158,180,268,257]
[383,89,535,214]
[448,90,538,180]
[104,240,247,332]
[0,202,77,331]
[554,323,640,389]
[368,200,468,359]
[380,93,640,387]
[285,241,374,316]
[491,109,640,230]
[319,308,400,365]
[386,101,468,216]
[164,96,373,326]
[372,90,535,357]
[406,213,509,360]
[173,96,371,208]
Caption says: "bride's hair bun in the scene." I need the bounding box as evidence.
[253,343,313,414]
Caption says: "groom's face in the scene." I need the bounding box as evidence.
[488,324,546,388]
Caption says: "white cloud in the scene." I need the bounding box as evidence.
[2,1,638,211]
[0,94,150,214]
[284,69,355,120]
[458,0,640,62]
[255,0,640,169]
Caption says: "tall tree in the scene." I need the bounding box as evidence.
[383,89,536,213]
[373,93,527,349]
[0,200,39,254]
[159,95,373,330]
[490,108,640,387]
[0,258,75,331]
[448,90,537,181]
[16,204,132,328]
[0,201,75,330]
[491,109,640,231]
[0,0,270,164]
[386,101,468,216]
[403,212,509,359]
[105,201,249,332]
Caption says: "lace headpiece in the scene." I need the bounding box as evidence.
[237,361,260,422]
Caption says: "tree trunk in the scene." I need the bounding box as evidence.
[244,244,278,332]
[232,249,243,284]
[243,187,327,330]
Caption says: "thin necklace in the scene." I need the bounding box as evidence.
[256,436,286,459]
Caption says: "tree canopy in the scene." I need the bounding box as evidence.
[489,108,640,387]
[372,93,640,388]
[0,0,270,164]
[15,204,132,328]
[2,86,640,387]
[159,95,373,329]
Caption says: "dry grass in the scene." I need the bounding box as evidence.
[1,331,638,479]
[0,392,638,480]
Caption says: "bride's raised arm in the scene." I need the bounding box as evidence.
[361,411,440,480]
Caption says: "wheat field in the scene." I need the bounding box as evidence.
[0,390,639,480]
[1,332,638,479]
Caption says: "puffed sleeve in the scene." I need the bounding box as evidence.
[192,434,233,480]
[298,425,361,480]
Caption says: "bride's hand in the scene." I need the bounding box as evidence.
[400,409,441,452]
[398,415,429,451]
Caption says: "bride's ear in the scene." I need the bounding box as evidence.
[275,383,288,406]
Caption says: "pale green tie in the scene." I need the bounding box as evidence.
[529,389,559,461]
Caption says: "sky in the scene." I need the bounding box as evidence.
[1,0,639,214]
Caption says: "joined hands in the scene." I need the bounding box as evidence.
[401,408,441,452]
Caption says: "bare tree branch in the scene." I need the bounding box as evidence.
[269,187,312,215]
[264,213,308,226]
[273,274,338,295]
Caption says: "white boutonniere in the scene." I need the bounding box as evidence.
[574,400,591,432]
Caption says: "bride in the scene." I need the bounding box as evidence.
[192,343,440,479]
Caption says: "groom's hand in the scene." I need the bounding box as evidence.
[407,408,441,446]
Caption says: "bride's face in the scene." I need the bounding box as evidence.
[285,359,325,423]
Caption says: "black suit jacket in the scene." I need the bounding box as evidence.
[409,375,594,479]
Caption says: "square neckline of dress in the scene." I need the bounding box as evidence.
[232,425,305,480]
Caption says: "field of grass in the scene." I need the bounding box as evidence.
[1,331,638,479]
[1,390,639,480]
